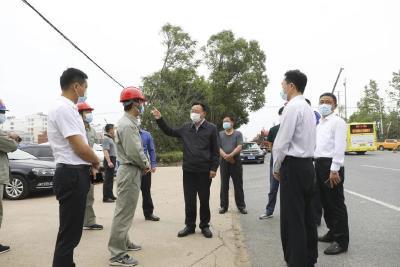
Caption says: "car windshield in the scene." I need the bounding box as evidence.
[8,149,38,160]
[243,143,259,150]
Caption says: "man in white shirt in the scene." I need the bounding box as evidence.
[314,92,349,255]
[273,70,318,267]
[48,68,100,267]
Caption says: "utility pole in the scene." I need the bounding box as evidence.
[332,67,344,94]
[378,99,384,139]
[344,77,348,121]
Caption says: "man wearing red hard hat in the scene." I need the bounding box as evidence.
[76,102,103,231]
[108,87,150,267]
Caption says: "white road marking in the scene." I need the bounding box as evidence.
[360,165,400,171]
[345,189,400,212]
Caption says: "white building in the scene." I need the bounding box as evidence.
[26,113,48,143]
[1,113,48,143]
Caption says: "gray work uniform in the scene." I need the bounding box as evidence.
[108,113,149,260]
[83,125,97,227]
[0,129,18,227]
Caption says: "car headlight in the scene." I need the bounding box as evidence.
[32,168,55,176]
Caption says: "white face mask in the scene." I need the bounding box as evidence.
[280,90,288,101]
[318,104,333,117]
[0,114,6,124]
[84,113,93,123]
[137,118,141,127]
[190,112,202,123]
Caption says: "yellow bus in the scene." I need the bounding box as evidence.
[346,122,377,155]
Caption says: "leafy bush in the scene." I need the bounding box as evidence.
[157,151,183,165]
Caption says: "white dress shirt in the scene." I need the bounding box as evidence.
[273,95,316,173]
[314,113,347,171]
[48,96,89,165]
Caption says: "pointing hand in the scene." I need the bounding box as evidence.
[151,108,162,120]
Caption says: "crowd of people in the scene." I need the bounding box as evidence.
[0,68,350,267]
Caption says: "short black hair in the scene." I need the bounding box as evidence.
[305,98,311,106]
[191,102,207,112]
[105,124,114,133]
[278,107,284,115]
[284,70,307,93]
[60,68,88,90]
[319,92,337,105]
[223,115,235,123]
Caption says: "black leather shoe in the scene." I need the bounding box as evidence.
[318,232,334,243]
[201,227,213,238]
[145,214,160,221]
[324,241,347,255]
[177,227,195,238]
[219,208,228,214]
[239,208,248,214]
[103,198,115,203]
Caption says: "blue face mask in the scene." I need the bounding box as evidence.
[0,114,6,124]
[280,90,288,101]
[84,113,93,123]
[223,122,232,130]
[318,104,333,116]
[76,89,87,103]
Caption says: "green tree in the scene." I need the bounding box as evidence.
[141,24,207,153]
[387,70,400,111]
[349,80,386,138]
[202,31,268,128]
[384,111,400,139]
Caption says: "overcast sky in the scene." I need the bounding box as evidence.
[1,0,399,139]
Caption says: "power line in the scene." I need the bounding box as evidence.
[20,0,125,88]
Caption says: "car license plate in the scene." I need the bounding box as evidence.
[248,156,255,160]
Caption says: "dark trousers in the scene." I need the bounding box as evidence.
[183,171,212,229]
[52,166,90,267]
[103,156,116,199]
[266,155,279,215]
[315,158,349,249]
[280,156,318,267]
[313,179,323,225]
[141,172,154,217]
[220,160,246,210]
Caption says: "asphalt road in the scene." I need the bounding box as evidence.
[239,151,400,267]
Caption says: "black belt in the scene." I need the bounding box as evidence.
[56,163,91,170]
[285,156,314,160]
[314,157,332,161]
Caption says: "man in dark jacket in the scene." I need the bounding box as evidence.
[151,102,219,238]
